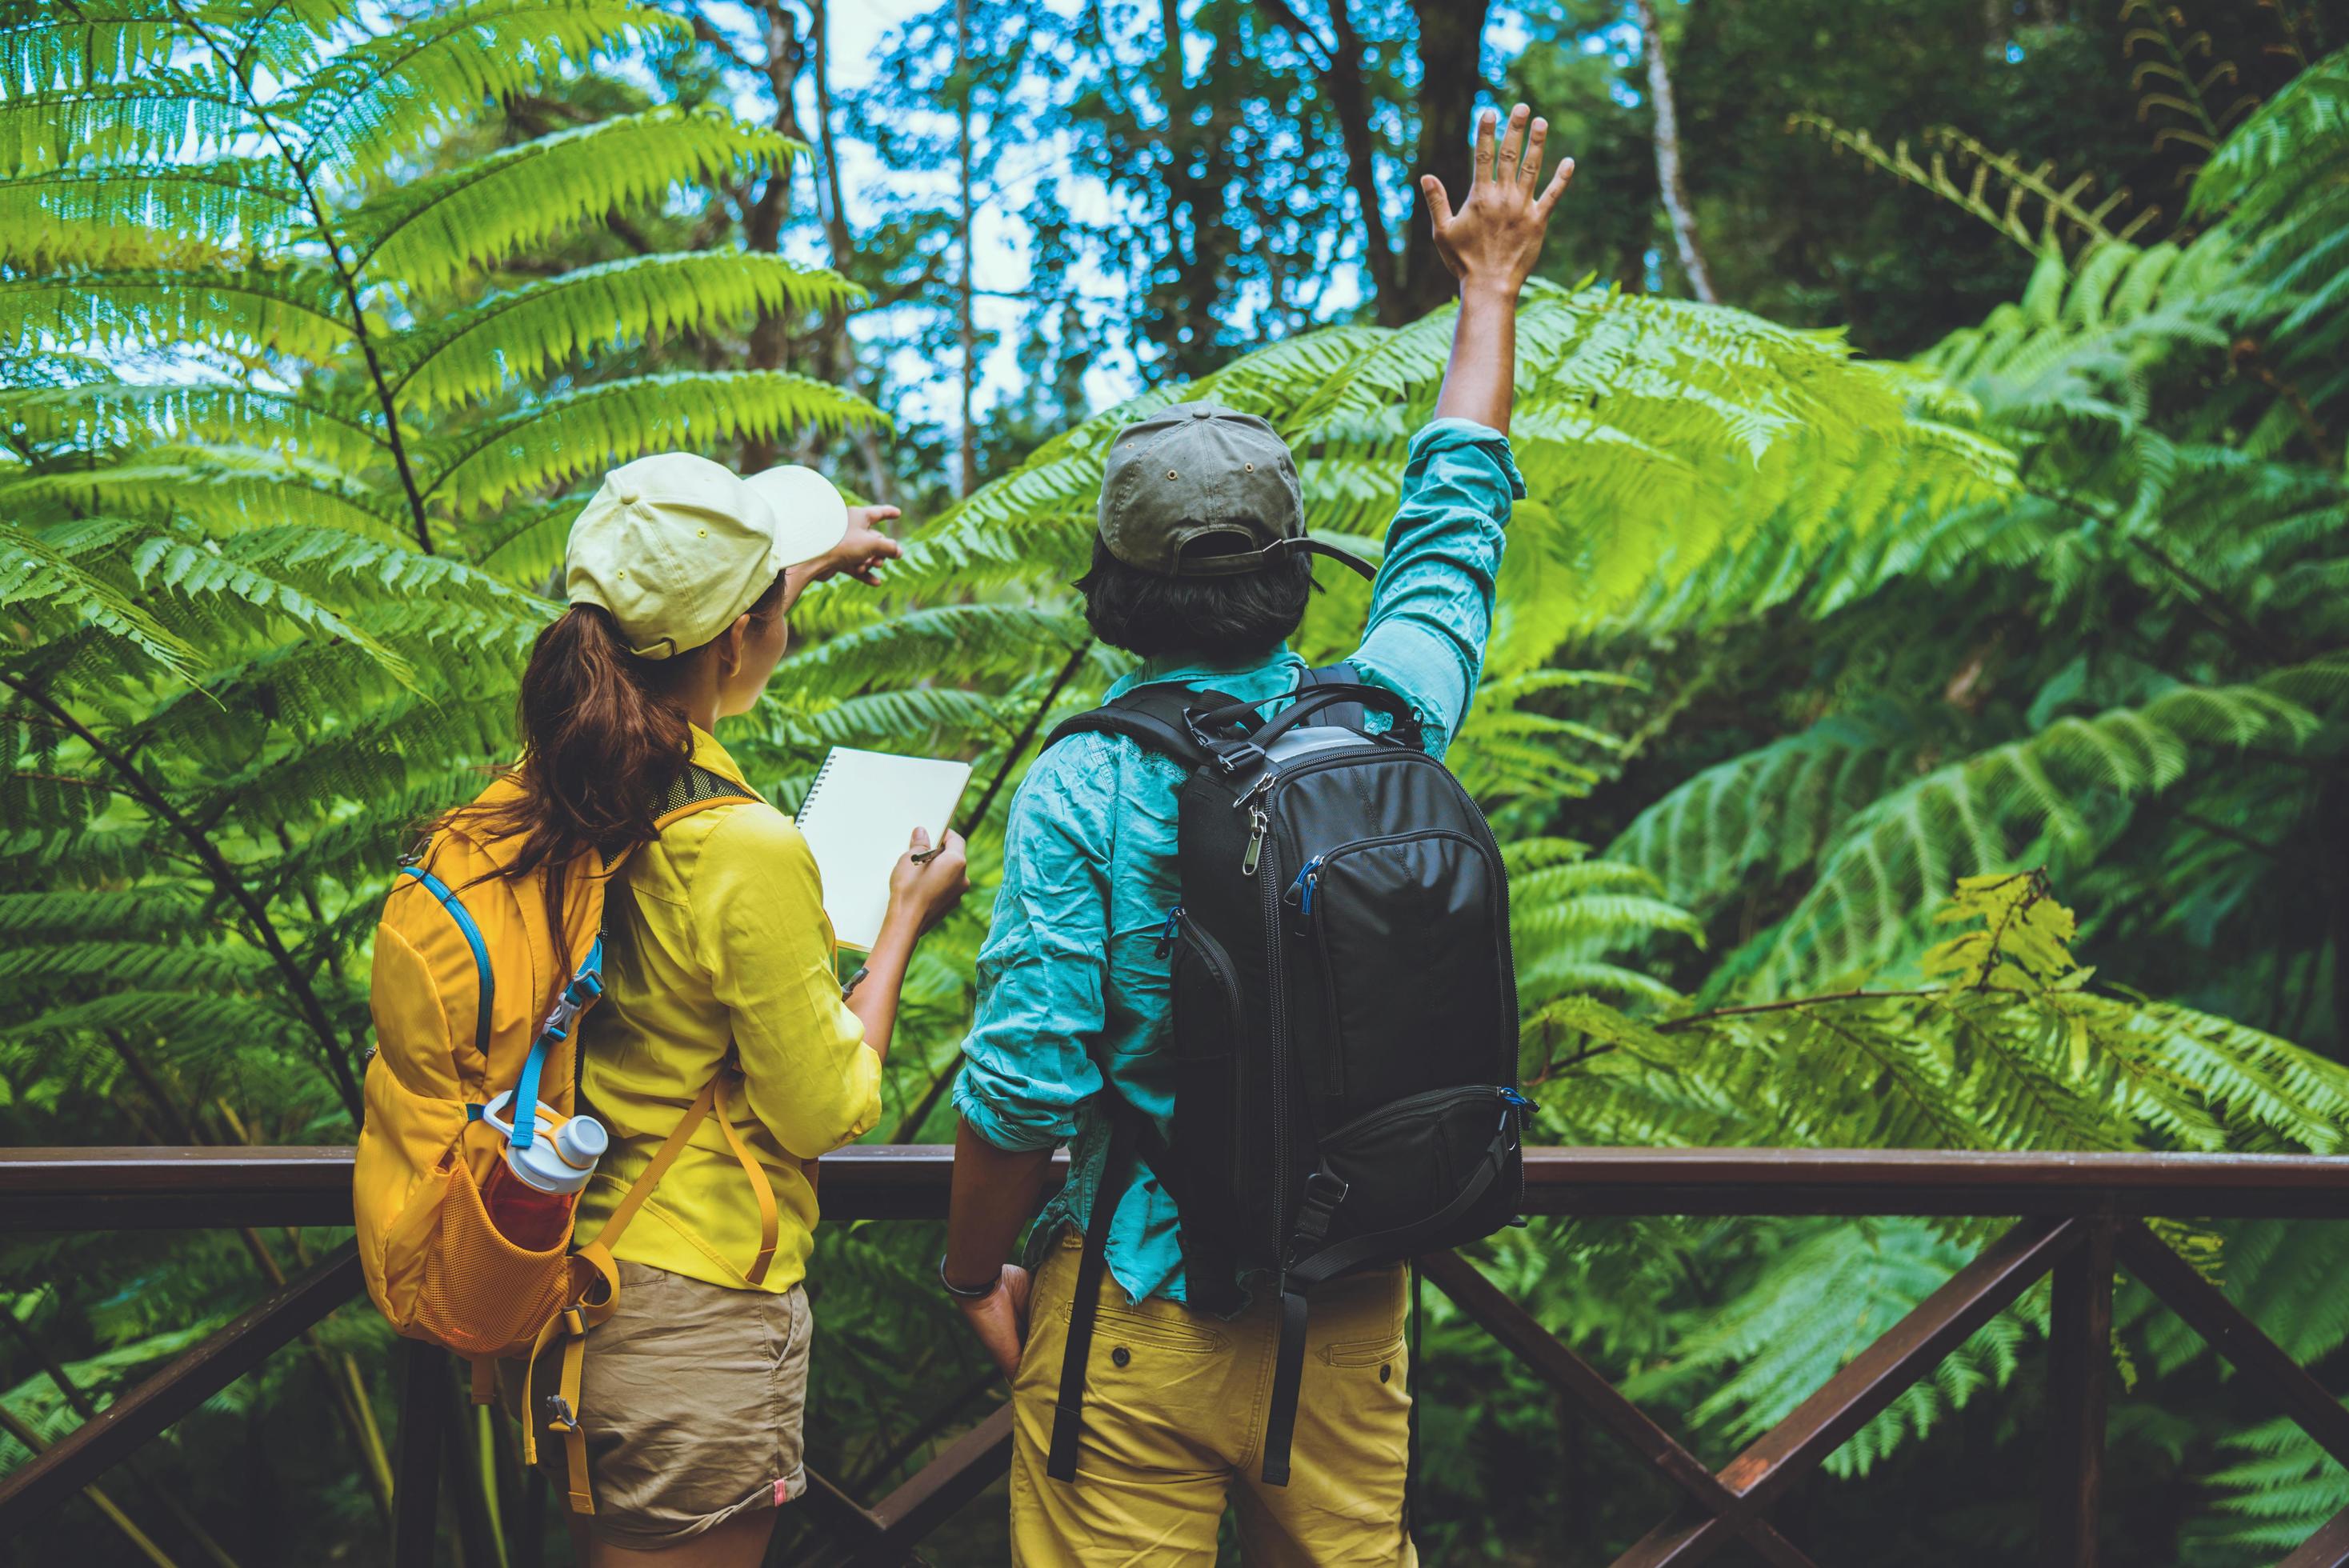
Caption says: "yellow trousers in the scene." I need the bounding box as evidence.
[1009,1230,1419,1566]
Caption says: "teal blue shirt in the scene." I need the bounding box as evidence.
[953,418,1525,1306]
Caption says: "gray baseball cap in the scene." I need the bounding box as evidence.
[1096,402,1375,581]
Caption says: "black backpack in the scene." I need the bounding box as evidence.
[1039,664,1527,1486]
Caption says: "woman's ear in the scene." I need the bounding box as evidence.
[717,613,751,679]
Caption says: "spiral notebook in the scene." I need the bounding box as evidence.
[794,746,973,952]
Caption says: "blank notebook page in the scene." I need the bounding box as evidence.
[791,747,973,952]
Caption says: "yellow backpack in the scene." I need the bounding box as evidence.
[354,768,778,1514]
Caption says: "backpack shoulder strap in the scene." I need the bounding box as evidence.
[651,762,760,831]
[1042,682,1255,772]
[1295,660,1369,734]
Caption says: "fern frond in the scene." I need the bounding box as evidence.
[1608,705,1933,911]
[0,889,204,941]
[1,989,298,1050]
[0,4,180,96]
[288,0,682,178]
[0,160,306,267]
[1671,1219,2027,1478]
[383,253,862,411]
[0,267,353,362]
[419,370,884,518]
[1747,682,2318,994]
[1,382,387,470]
[349,106,793,291]
[0,939,274,993]
[0,518,199,677]
[8,447,405,542]
[0,73,246,175]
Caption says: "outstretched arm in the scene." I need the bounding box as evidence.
[1421,102,1575,435]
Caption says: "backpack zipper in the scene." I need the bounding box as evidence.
[1258,812,1294,1272]
[1236,770,1277,876]
[1319,1081,1526,1146]
[1275,750,1521,1095]
[1162,906,1251,1200]
[1289,828,1491,1108]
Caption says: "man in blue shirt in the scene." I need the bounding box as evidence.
[943,103,1575,1564]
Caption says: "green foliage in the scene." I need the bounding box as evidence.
[0,0,880,1130]
[10,7,2349,1560]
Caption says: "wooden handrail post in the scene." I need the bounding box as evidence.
[390,1339,448,1568]
[2043,1217,2115,1567]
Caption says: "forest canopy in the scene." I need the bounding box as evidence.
[5,1,2349,1562]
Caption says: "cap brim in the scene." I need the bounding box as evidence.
[743,465,850,573]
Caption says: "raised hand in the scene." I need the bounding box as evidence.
[818,504,904,586]
[1421,103,1575,298]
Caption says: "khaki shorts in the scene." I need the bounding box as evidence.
[1009,1230,1418,1566]
[501,1261,812,1549]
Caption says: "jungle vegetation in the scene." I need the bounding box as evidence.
[4,1,2349,1563]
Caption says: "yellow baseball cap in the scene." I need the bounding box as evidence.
[563,454,849,659]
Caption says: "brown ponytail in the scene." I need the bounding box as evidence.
[453,570,788,887]
[490,602,695,878]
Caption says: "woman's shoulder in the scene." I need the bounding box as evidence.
[670,794,808,860]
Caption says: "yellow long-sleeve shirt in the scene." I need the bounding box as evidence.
[571,726,882,1293]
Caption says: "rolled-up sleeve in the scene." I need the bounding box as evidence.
[691,807,882,1159]
[1351,417,1526,755]
[953,742,1117,1152]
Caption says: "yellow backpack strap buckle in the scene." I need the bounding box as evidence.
[555,1326,594,1514]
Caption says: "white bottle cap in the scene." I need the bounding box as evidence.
[555,1115,608,1168]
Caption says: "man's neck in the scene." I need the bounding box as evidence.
[1140,644,1290,679]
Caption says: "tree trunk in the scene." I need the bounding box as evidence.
[1259,1,1404,324]
[809,0,894,502]
[1144,0,1241,379]
[955,0,978,498]
[1399,0,1492,321]
[738,0,808,472]
[1637,0,1719,303]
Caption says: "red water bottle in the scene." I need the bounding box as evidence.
[479,1090,606,1250]
[482,1160,576,1252]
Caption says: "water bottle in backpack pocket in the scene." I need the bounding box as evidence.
[478,1090,608,1253]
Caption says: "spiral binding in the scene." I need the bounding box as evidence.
[798,750,841,830]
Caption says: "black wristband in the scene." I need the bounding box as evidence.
[938,1254,1002,1301]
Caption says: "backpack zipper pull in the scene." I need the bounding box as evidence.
[1290,855,1323,914]
[1234,769,1278,811]
[1242,807,1268,876]
[1156,906,1183,958]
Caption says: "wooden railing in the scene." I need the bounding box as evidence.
[6,1146,2349,1567]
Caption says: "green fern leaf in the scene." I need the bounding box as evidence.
[288,0,682,178]
[349,106,794,291]
[418,370,885,518]
[383,253,863,412]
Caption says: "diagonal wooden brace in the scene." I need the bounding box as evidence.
[2115,1220,2349,1474]
[1416,1250,1819,1568]
[0,1242,362,1533]
[1611,1215,2085,1568]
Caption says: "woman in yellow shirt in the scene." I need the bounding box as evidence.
[497,452,967,1564]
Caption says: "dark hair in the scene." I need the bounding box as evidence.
[1074,534,1312,659]
[446,573,788,934]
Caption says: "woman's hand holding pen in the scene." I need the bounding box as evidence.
[849,828,969,1065]
[890,826,970,934]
